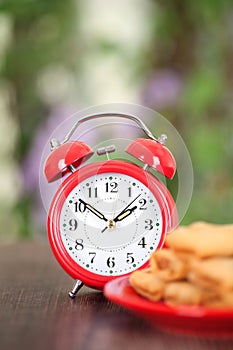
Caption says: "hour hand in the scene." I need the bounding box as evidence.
[100,206,137,233]
[114,205,137,223]
[79,199,108,222]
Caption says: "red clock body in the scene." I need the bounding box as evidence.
[47,160,178,290]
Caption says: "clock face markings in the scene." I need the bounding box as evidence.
[59,172,163,276]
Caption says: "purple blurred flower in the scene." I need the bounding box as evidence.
[21,105,77,192]
[21,104,79,229]
[142,69,183,109]
[21,103,104,229]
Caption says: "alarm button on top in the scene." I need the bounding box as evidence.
[44,141,94,182]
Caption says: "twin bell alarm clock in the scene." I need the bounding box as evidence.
[43,112,178,298]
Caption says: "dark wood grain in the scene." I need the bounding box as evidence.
[0,241,232,350]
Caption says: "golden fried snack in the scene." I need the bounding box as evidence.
[189,257,233,292]
[150,249,188,281]
[189,221,221,229]
[166,224,233,258]
[129,222,233,308]
[203,291,233,308]
[164,282,202,306]
[129,268,165,301]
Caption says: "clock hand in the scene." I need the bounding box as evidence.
[101,204,138,233]
[101,195,141,233]
[79,199,108,222]
[113,193,141,221]
[114,205,137,222]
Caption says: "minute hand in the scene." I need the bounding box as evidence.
[113,194,141,223]
[101,194,142,233]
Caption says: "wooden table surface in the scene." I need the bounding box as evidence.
[0,240,232,350]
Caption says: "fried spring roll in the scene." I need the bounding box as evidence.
[129,269,164,301]
[150,249,188,281]
[204,292,233,308]
[164,282,202,306]
[166,224,233,258]
[189,257,233,291]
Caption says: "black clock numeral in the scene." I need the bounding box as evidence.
[88,187,98,198]
[75,239,84,250]
[74,201,86,213]
[138,237,147,248]
[105,182,118,193]
[89,252,96,263]
[107,257,115,268]
[126,253,134,264]
[69,218,78,231]
[128,187,132,197]
[145,219,153,230]
[139,198,147,210]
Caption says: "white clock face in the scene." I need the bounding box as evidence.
[59,172,164,276]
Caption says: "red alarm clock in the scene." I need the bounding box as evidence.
[44,113,178,298]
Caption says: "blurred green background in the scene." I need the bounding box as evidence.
[0,0,232,240]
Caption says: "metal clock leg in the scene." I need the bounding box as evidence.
[69,280,84,298]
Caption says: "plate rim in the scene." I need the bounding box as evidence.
[104,275,233,319]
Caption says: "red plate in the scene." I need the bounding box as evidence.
[104,276,233,337]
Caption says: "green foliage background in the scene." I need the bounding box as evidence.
[0,0,232,238]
